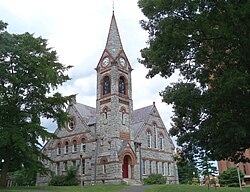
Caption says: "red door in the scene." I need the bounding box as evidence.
[122,163,128,178]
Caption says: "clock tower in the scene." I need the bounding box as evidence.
[95,12,133,149]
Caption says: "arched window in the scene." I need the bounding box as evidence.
[119,76,126,94]
[153,124,157,148]
[57,143,61,155]
[64,141,69,154]
[147,131,152,148]
[100,157,108,174]
[81,138,86,152]
[103,76,110,95]
[159,134,164,150]
[121,108,126,125]
[67,117,75,130]
[103,107,108,119]
[72,140,77,152]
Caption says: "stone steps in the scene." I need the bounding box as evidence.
[122,178,142,186]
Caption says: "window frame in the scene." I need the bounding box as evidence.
[64,141,69,154]
[147,131,152,148]
[103,76,111,95]
[57,143,61,155]
[119,76,126,95]
[72,140,77,152]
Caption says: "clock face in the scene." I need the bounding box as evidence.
[102,57,110,67]
[119,57,126,66]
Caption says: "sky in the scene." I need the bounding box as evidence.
[0,0,179,137]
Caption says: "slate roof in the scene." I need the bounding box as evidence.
[132,105,153,124]
[105,12,123,59]
[74,102,96,125]
[73,103,153,137]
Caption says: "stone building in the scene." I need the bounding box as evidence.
[36,12,178,186]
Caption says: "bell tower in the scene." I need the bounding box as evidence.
[95,12,133,142]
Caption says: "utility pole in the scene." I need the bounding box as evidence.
[236,164,243,192]
[80,154,83,190]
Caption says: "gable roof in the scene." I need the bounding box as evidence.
[73,102,96,125]
[131,105,153,139]
[69,103,167,140]
[132,105,153,124]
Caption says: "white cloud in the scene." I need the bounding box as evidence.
[0,0,178,137]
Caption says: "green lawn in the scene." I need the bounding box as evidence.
[145,184,250,192]
[0,184,129,192]
[1,184,250,192]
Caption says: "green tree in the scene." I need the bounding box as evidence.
[197,152,217,177]
[176,149,199,184]
[0,21,73,186]
[219,167,244,187]
[138,0,250,162]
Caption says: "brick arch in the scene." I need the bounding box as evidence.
[62,138,71,147]
[66,115,76,132]
[100,157,108,164]
[79,135,88,144]
[102,106,111,113]
[56,140,62,147]
[152,120,157,126]
[146,128,152,135]
[158,131,164,138]
[119,150,137,165]
[119,106,127,113]
[71,136,79,144]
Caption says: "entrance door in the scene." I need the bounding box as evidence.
[122,156,129,178]
[122,163,128,178]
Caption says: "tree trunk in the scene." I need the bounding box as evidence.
[0,149,11,187]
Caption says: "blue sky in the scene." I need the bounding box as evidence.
[0,0,179,136]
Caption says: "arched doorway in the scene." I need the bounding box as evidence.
[119,147,137,179]
[122,155,130,178]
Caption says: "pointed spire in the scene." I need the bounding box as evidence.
[105,12,123,59]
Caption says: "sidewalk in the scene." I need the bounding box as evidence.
[118,185,153,192]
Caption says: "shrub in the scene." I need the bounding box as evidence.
[9,168,37,186]
[49,167,78,186]
[219,167,244,187]
[187,177,199,185]
[143,174,165,185]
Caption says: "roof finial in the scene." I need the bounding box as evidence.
[112,0,115,13]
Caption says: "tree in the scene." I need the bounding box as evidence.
[176,149,199,184]
[138,0,250,162]
[197,152,217,178]
[219,167,244,187]
[0,21,73,186]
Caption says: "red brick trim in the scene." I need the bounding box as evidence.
[141,147,173,154]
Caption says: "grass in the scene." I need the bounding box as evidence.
[1,184,250,192]
[145,184,250,192]
[0,184,129,192]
